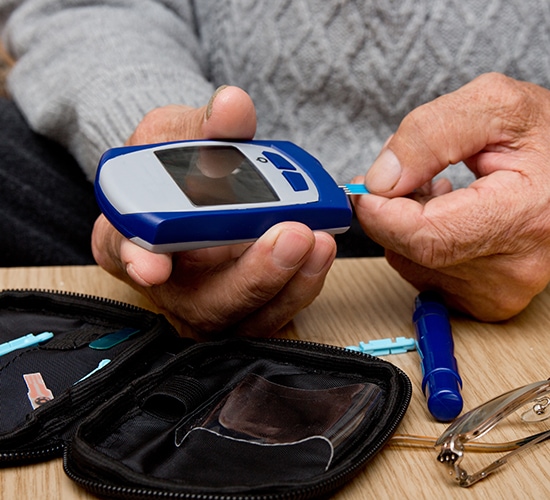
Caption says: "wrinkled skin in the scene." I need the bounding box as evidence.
[93,73,550,332]
[354,73,550,321]
[92,86,337,339]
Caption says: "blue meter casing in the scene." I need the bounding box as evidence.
[95,140,352,252]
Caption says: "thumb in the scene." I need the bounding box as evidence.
[363,73,530,196]
[127,85,257,146]
[202,85,257,139]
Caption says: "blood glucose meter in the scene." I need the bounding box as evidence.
[95,140,354,252]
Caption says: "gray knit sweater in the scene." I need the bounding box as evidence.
[2,0,550,185]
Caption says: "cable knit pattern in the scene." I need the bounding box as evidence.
[2,0,550,184]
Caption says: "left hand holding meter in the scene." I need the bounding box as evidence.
[95,139,353,253]
[91,89,343,339]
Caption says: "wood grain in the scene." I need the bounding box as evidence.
[1,259,550,499]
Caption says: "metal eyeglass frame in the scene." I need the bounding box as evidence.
[389,379,550,487]
[435,379,550,487]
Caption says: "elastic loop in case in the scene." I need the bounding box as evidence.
[142,375,207,420]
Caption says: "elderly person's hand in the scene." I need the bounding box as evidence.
[353,73,550,321]
[92,86,336,338]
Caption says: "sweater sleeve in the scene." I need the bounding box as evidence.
[1,0,215,180]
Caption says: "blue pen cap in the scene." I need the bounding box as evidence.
[413,292,463,422]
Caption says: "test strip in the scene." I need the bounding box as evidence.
[23,372,54,410]
[340,184,369,195]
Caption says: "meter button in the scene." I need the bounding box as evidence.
[262,151,296,170]
[282,171,308,192]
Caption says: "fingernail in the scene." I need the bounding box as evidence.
[205,85,228,121]
[300,236,335,276]
[382,134,394,148]
[125,263,153,287]
[365,148,402,193]
[271,230,312,269]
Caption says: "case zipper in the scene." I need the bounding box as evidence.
[0,288,154,315]
[1,442,64,463]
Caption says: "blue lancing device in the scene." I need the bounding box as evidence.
[95,139,368,253]
[413,292,463,422]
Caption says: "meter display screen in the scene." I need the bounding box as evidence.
[155,146,280,206]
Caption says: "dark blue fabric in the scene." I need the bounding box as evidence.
[0,98,99,265]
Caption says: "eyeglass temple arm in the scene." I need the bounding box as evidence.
[454,427,550,487]
[390,429,550,453]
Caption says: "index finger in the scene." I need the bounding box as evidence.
[364,73,545,196]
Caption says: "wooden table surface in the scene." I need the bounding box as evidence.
[1,258,550,499]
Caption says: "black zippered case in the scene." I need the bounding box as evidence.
[0,290,412,499]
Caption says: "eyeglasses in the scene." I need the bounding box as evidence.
[389,379,550,487]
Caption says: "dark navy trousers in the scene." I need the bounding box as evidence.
[0,98,99,265]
